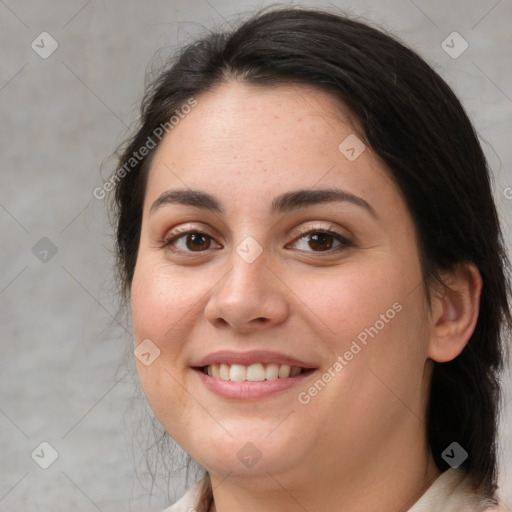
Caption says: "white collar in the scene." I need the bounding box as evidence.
[407,468,499,511]
[162,469,501,512]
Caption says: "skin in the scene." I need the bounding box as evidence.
[130,82,482,512]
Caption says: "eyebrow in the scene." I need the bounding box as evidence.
[149,188,378,218]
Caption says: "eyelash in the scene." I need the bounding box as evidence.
[160,225,353,255]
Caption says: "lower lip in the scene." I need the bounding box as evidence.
[193,368,317,400]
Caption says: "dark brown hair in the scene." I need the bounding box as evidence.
[110,7,512,509]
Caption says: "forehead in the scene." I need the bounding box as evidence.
[143,81,405,221]
[152,82,354,165]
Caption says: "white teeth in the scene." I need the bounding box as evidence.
[229,364,247,382]
[265,363,279,380]
[278,365,291,378]
[205,363,305,381]
[219,363,230,380]
[246,363,265,381]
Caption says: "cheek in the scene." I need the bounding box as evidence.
[329,271,429,416]
[295,260,410,350]
[131,258,197,344]
[130,260,190,377]
[297,264,430,435]
[131,260,200,437]
[298,252,428,386]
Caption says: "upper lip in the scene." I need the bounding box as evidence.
[192,350,317,369]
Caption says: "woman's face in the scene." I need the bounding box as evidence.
[131,82,435,487]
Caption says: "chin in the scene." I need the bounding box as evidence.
[183,422,311,480]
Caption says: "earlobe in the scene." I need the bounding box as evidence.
[427,262,482,363]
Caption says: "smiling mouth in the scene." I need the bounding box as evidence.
[198,363,314,382]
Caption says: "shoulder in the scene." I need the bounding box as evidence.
[161,481,203,512]
[408,468,504,512]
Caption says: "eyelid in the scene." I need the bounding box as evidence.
[162,222,218,239]
[291,222,350,241]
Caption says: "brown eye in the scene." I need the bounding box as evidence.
[183,232,211,251]
[164,231,220,253]
[291,230,351,253]
[308,232,335,251]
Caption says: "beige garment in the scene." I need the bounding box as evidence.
[162,468,505,512]
[407,468,502,511]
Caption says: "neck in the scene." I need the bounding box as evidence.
[208,432,441,512]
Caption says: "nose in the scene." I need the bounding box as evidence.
[203,246,290,334]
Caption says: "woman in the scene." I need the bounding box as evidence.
[110,7,511,512]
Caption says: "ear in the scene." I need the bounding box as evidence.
[427,262,482,363]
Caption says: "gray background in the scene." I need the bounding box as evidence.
[1,0,511,510]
